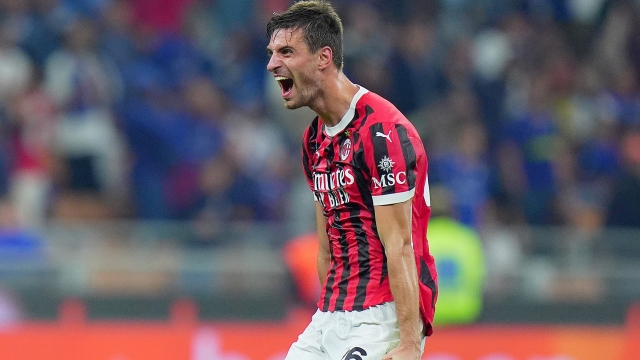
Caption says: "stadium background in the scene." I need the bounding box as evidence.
[0,0,639,358]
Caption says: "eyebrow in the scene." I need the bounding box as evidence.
[267,45,294,55]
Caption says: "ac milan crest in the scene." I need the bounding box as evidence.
[340,138,352,160]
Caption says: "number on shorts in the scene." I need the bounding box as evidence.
[341,347,368,360]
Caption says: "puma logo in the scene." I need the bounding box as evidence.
[375,130,392,142]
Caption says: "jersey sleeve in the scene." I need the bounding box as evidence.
[363,121,419,206]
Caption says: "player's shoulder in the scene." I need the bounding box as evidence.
[302,116,322,144]
[358,91,398,115]
[356,91,417,133]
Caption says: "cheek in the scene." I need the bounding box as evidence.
[297,60,318,80]
[297,65,319,88]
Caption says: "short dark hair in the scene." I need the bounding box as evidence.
[266,0,344,70]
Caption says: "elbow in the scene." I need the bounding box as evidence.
[317,250,331,264]
[383,236,413,258]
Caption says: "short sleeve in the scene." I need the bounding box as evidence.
[363,122,418,206]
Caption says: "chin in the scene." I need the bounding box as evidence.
[283,100,302,110]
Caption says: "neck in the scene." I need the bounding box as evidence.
[309,71,359,127]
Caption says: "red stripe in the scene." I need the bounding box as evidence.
[327,234,345,311]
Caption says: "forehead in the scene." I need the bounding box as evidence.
[268,27,307,49]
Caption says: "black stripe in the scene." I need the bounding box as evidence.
[302,144,313,182]
[379,253,388,285]
[352,108,375,212]
[351,169,370,311]
[322,256,338,311]
[396,124,417,189]
[303,117,320,182]
[334,226,351,310]
[420,258,438,309]
[358,105,374,130]
[308,117,320,149]
[326,133,335,170]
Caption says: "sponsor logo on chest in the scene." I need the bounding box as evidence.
[313,167,355,192]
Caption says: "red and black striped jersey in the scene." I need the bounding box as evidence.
[302,87,438,335]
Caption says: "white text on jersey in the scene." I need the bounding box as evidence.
[314,168,355,192]
[373,171,407,189]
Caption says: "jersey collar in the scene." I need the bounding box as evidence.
[323,86,369,137]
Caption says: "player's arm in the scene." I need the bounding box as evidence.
[315,202,331,285]
[376,200,422,359]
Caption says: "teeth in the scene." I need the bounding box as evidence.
[275,76,290,81]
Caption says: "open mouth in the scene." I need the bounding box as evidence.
[275,76,294,97]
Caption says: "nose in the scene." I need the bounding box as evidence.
[267,53,280,73]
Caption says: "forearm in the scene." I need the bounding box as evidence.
[317,250,330,285]
[386,241,421,350]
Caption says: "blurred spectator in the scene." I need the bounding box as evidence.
[166,76,227,218]
[99,0,138,74]
[497,73,565,225]
[6,68,57,229]
[557,63,603,143]
[342,0,391,68]
[183,0,225,59]
[214,29,266,113]
[597,66,640,128]
[131,0,193,35]
[344,1,397,94]
[212,0,257,34]
[44,18,126,201]
[593,0,638,77]
[149,28,213,93]
[19,0,68,67]
[224,108,293,222]
[118,75,226,219]
[0,20,33,105]
[628,5,640,87]
[190,150,264,247]
[385,19,443,115]
[117,67,178,219]
[437,0,476,40]
[432,121,490,229]
[606,129,640,227]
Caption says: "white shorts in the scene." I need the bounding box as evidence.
[284,301,425,360]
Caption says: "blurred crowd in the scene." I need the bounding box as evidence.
[0,0,639,241]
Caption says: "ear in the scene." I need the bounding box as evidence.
[317,46,333,70]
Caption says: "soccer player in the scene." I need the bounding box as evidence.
[266,1,438,359]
